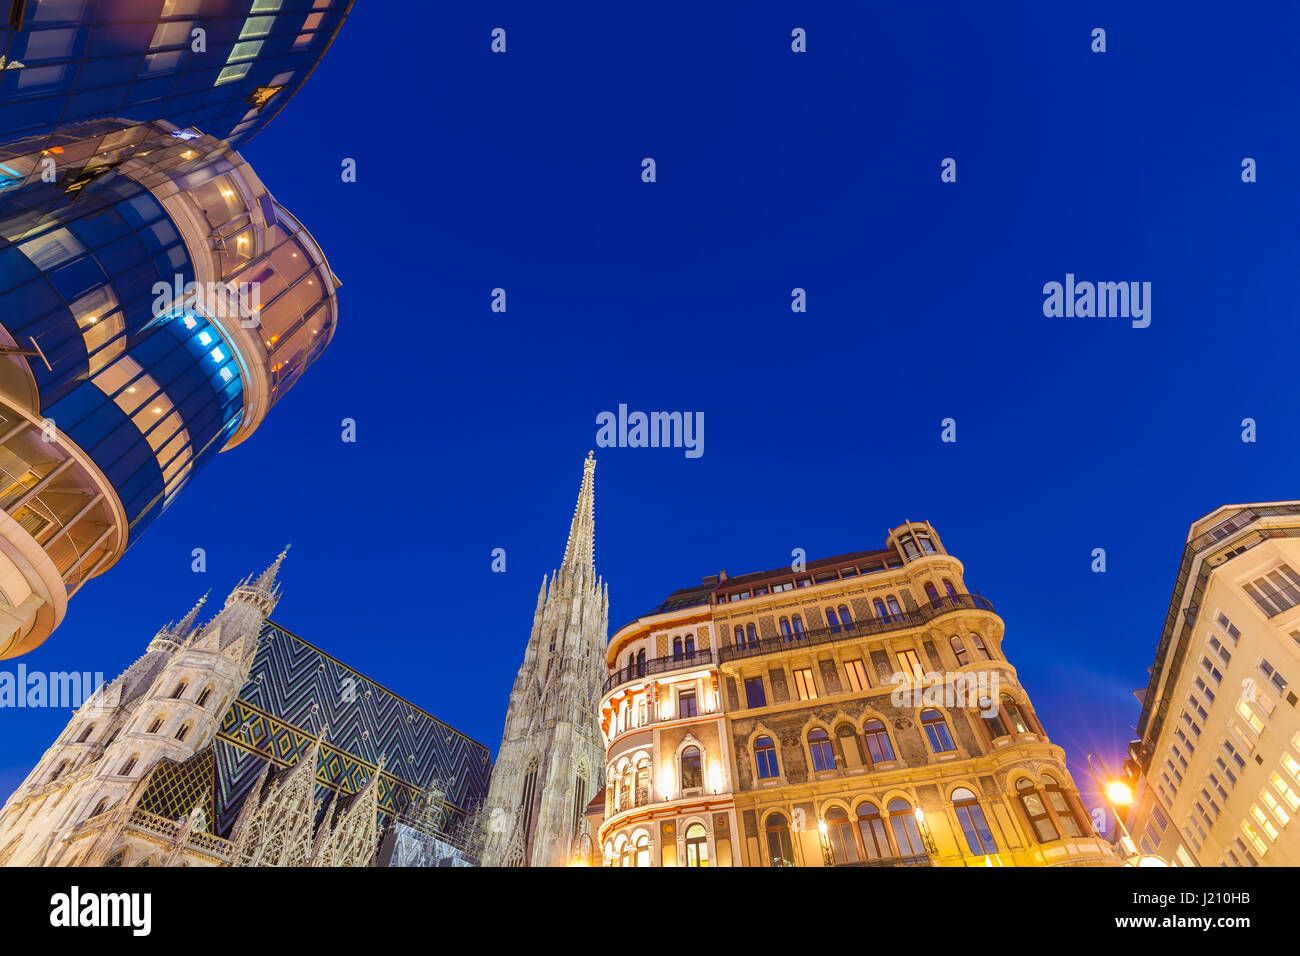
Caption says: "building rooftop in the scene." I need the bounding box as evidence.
[639,547,902,619]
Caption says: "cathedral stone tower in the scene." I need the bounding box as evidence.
[480,453,609,867]
[0,549,289,867]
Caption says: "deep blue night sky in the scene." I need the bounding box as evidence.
[3,2,1298,825]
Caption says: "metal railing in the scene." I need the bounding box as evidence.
[603,648,714,695]
[717,592,995,664]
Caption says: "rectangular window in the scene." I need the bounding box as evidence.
[1217,612,1241,644]
[793,668,817,701]
[1152,803,1169,831]
[678,690,697,719]
[898,649,925,683]
[1258,658,1288,694]
[744,677,766,709]
[843,659,868,693]
[1243,564,1300,617]
[771,581,793,593]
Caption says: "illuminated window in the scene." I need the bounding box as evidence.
[898,649,925,683]
[686,822,707,868]
[843,659,868,692]
[793,668,817,701]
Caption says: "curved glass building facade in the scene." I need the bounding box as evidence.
[0,0,353,153]
[0,119,338,657]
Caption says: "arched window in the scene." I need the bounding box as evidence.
[887,798,925,856]
[105,850,126,867]
[169,680,187,699]
[856,803,890,860]
[732,626,744,648]
[969,633,989,660]
[943,578,956,597]
[862,719,895,763]
[1001,694,1032,734]
[146,718,163,734]
[825,807,859,864]
[952,787,998,854]
[680,746,702,789]
[622,765,634,809]
[826,607,842,634]
[636,649,646,676]
[635,833,650,867]
[745,624,757,648]
[684,823,709,866]
[791,614,804,638]
[196,686,212,708]
[618,837,633,868]
[76,725,95,744]
[779,617,792,640]
[51,761,68,781]
[886,596,903,620]
[635,759,650,804]
[765,813,794,867]
[1043,775,1085,838]
[89,798,110,819]
[873,598,888,620]
[924,582,940,603]
[754,736,779,779]
[808,728,836,772]
[950,635,970,666]
[836,724,863,768]
[175,724,190,742]
[921,709,956,753]
[838,605,854,631]
[118,756,137,776]
[1016,778,1059,843]
[981,697,1009,739]
[673,636,684,661]
[520,762,539,851]
[684,633,696,656]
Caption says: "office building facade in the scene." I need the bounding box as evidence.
[1126,502,1300,866]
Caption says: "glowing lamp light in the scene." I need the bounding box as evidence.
[1105,781,1134,806]
[914,807,926,824]
[659,768,675,801]
[707,762,723,794]
[817,820,827,836]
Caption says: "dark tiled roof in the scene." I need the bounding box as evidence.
[638,547,898,620]
[647,582,716,615]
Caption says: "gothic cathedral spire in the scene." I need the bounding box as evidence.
[480,454,608,867]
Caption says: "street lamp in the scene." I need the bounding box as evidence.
[817,819,833,866]
[1087,752,1140,863]
[913,807,938,856]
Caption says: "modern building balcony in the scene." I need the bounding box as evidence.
[602,648,714,696]
[717,592,996,665]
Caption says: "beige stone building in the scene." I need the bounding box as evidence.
[594,520,1118,866]
[1125,502,1300,866]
